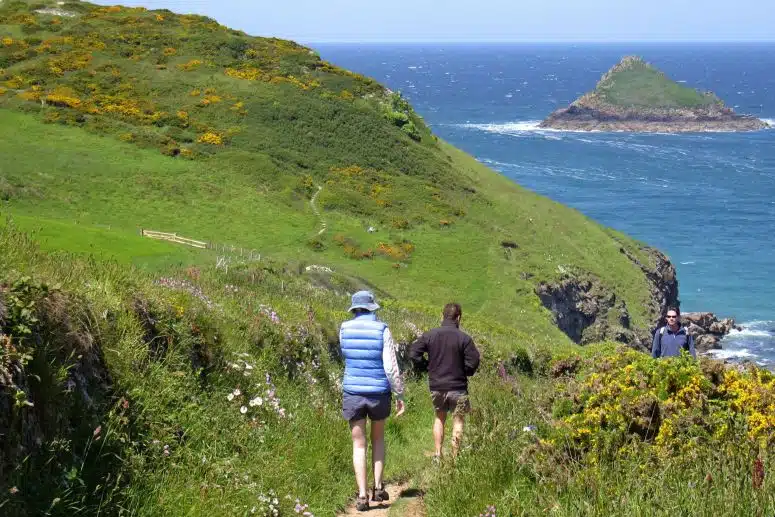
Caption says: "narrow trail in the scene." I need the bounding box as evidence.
[337,482,425,517]
[310,185,327,236]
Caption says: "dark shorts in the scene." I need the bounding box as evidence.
[431,390,471,415]
[342,392,391,422]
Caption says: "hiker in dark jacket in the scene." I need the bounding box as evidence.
[652,306,696,359]
[410,302,480,459]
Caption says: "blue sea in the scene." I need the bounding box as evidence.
[315,43,775,367]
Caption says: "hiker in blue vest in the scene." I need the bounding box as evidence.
[340,290,405,512]
[652,306,696,359]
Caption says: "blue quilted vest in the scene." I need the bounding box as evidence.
[340,313,390,395]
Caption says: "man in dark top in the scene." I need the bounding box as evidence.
[652,306,696,359]
[410,302,480,459]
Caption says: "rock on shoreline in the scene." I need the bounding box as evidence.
[541,105,769,133]
[680,312,741,353]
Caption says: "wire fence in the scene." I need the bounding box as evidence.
[141,229,261,272]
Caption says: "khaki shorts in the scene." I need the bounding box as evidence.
[431,390,471,415]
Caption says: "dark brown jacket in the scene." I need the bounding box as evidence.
[409,320,480,392]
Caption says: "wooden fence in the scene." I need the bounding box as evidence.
[140,230,208,249]
[140,230,261,262]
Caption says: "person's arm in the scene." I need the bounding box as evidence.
[409,333,429,372]
[651,329,661,358]
[688,333,696,359]
[382,328,405,400]
[463,336,480,376]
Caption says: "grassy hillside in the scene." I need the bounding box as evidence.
[2,223,774,517]
[0,1,662,348]
[591,56,720,108]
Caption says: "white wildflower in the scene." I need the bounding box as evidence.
[233,389,241,396]
[240,406,248,414]
[227,393,235,401]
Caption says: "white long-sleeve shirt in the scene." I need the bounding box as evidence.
[382,328,405,400]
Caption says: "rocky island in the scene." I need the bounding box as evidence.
[541,56,769,132]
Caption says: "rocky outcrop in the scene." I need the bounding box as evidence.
[679,312,740,353]
[536,244,681,349]
[541,104,768,133]
[536,276,637,345]
[540,56,769,133]
[619,246,679,327]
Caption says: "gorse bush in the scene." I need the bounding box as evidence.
[540,347,775,462]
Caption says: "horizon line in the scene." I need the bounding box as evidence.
[303,39,775,45]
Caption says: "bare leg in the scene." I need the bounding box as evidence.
[451,414,465,457]
[371,419,386,489]
[350,419,368,498]
[433,410,447,457]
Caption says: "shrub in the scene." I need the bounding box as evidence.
[504,346,533,376]
[197,131,223,145]
[177,59,203,71]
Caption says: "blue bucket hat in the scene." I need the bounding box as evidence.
[348,290,380,312]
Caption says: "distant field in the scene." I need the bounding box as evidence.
[4,212,206,269]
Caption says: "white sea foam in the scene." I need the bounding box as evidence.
[729,328,773,339]
[458,118,775,135]
[456,121,598,134]
[680,261,696,265]
[707,348,757,360]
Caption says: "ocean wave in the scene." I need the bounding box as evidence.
[728,328,773,339]
[707,348,757,360]
[457,119,775,135]
[457,121,554,133]
[456,121,606,134]
[680,261,696,265]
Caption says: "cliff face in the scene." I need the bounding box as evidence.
[536,245,679,349]
[541,56,769,133]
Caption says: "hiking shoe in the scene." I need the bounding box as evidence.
[372,484,389,502]
[355,496,369,512]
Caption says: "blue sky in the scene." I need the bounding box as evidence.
[94,0,775,43]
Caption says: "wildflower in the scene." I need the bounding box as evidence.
[163,444,170,457]
[753,456,765,489]
[233,389,242,397]
[9,486,19,495]
[249,397,263,407]
[93,425,102,437]
[240,406,248,414]
[227,393,235,401]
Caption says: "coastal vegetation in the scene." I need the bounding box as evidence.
[1,2,774,516]
[592,56,719,108]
